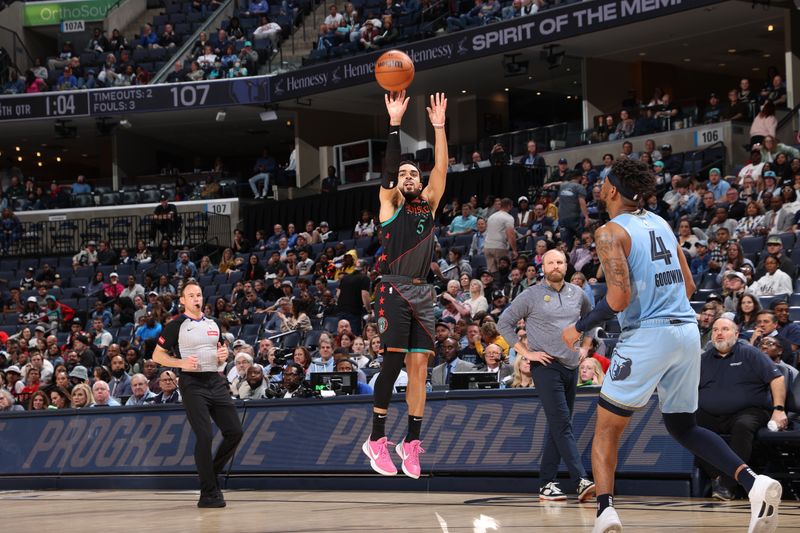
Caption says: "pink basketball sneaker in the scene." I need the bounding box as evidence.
[395,440,425,479]
[362,437,398,476]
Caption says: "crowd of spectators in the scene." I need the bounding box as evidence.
[307,0,560,62]
[589,73,792,147]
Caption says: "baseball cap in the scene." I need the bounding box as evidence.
[282,280,293,288]
[72,317,82,325]
[492,290,505,300]
[751,143,762,152]
[479,269,492,277]
[661,144,672,150]
[766,235,782,245]
[709,168,721,175]
[232,339,247,348]
[265,273,277,279]
[45,295,56,301]
[435,321,451,329]
[695,240,708,247]
[148,290,159,296]
[26,267,34,272]
[706,293,723,303]
[69,365,89,381]
[5,365,21,375]
[87,240,96,246]
[109,272,118,278]
[34,325,46,333]
[653,160,664,168]
[709,92,717,99]
[518,196,529,203]
[320,221,329,227]
[725,271,746,284]
[244,40,252,47]
[763,170,776,178]
[26,296,37,303]
[54,274,61,279]
[558,158,568,164]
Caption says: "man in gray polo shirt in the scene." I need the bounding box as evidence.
[498,248,595,502]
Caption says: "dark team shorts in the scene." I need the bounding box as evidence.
[375,276,436,354]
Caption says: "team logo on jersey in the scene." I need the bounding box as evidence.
[610,351,632,382]
[377,317,389,334]
[157,336,165,345]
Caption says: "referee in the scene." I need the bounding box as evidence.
[498,249,595,502]
[153,280,243,508]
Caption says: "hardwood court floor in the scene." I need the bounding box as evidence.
[0,490,798,532]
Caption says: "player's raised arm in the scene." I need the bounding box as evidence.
[379,90,409,220]
[421,92,448,213]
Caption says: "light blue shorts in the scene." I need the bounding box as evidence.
[600,320,701,414]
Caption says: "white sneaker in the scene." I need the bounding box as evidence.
[592,507,622,533]
[747,475,781,533]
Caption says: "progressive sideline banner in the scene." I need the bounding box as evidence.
[0,390,693,477]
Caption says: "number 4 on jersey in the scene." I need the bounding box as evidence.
[649,230,672,265]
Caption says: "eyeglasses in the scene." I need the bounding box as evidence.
[759,341,778,347]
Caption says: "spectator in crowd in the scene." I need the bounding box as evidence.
[749,255,793,297]
[772,300,800,354]
[0,207,21,253]
[152,370,181,404]
[758,335,798,383]
[268,362,313,398]
[150,195,179,244]
[249,148,277,199]
[506,352,534,388]
[734,294,761,331]
[0,388,23,412]
[749,101,777,148]
[238,364,269,399]
[354,210,375,238]
[577,357,604,387]
[70,382,93,408]
[446,203,477,237]
[483,198,517,274]
[125,373,157,406]
[430,337,474,388]
[310,338,335,373]
[90,380,120,407]
[748,310,793,361]
[697,318,787,500]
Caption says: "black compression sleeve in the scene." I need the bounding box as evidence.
[382,125,401,189]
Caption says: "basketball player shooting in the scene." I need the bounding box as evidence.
[362,91,447,479]
[561,159,781,533]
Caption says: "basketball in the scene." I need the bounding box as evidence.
[375,50,415,92]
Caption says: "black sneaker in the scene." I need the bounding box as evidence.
[539,481,567,501]
[711,477,735,501]
[198,490,226,508]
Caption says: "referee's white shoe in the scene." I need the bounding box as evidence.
[748,475,781,533]
[592,507,622,533]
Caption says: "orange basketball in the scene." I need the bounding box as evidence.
[375,50,415,92]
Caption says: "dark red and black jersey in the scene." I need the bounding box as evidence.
[377,198,435,279]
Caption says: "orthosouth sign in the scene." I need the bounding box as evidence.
[2,0,722,120]
[0,392,693,477]
[23,0,120,26]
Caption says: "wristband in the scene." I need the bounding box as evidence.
[574,297,618,333]
[773,405,785,411]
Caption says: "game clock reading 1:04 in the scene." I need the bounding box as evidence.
[45,93,90,117]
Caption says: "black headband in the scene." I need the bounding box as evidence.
[607,172,640,202]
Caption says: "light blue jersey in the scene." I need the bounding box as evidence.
[611,210,696,331]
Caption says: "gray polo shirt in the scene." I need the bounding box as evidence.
[497,281,591,369]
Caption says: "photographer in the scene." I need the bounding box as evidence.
[266,362,313,398]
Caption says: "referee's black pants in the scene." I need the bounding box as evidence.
[695,406,770,490]
[179,372,244,495]
[531,360,588,488]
